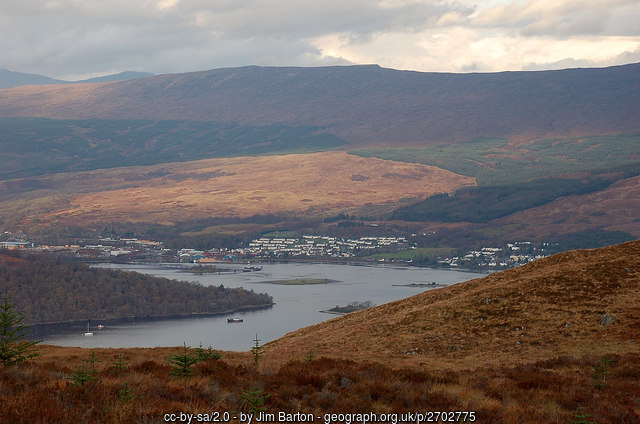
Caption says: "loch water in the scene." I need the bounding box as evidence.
[37,262,486,351]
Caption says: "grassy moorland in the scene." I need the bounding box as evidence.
[1,346,638,423]
[266,241,640,368]
[0,151,475,230]
[1,241,638,423]
[495,175,640,241]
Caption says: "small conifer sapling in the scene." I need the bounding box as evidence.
[0,294,41,366]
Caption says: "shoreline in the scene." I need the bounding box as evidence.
[28,303,274,328]
[92,258,491,275]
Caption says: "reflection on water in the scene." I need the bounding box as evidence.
[39,262,485,351]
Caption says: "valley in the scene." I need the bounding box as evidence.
[0,62,639,423]
[1,64,638,253]
[2,0,640,419]
[1,241,638,423]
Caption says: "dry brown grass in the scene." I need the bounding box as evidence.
[3,151,475,228]
[265,241,640,370]
[0,253,27,266]
[496,175,640,238]
[2,346,638,423]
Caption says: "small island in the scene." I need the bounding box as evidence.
[270,278,336,285]
[321,301,374,315]
[392,282,447,288]
[187,264,220,274]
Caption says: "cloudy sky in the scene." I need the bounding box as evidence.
[1,0,639,80]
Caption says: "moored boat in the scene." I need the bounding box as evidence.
[83,323,93,336]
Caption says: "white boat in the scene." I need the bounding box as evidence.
[243,265,263,272]
[83,323,94,336]
[227,317,243,323]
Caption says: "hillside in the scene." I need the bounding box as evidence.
[0,117,347,180]
[0,151,475,229]
[0,69,152,89]
[494,174,640,239]
[0,69,67,88]
[265,240,640,369]
[2,63,639,145]
[1,64,638,247]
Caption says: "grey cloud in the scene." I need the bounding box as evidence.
[602,2,640,36]
[1,0,637,79]
[0,0,463,79]
[520,5,609,38]
[523,46,640,71]
[615,47,640,64]
[474,0,639,38]
[186,1,462,39]
[0,2,208,78]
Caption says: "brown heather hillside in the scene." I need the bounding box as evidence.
[1,151,475,228]
[0,253,27,266]
[265,240,640,370]
[495,175,640,239]
[4,345,637,423]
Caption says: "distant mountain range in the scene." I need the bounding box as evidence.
[1,63,639,245]
[0,69,153,89]
[1,63,639,145]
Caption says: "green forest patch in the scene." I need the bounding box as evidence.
[351,135,640,225]
[390,170,640,223]
[351,134,640,186]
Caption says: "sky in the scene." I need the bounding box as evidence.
[1,0,639,80]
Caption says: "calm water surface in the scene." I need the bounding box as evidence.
[40,262,485,351]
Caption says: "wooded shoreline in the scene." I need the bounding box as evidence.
[28,302,275,327]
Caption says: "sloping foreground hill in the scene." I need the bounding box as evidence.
[266,240,640,369]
